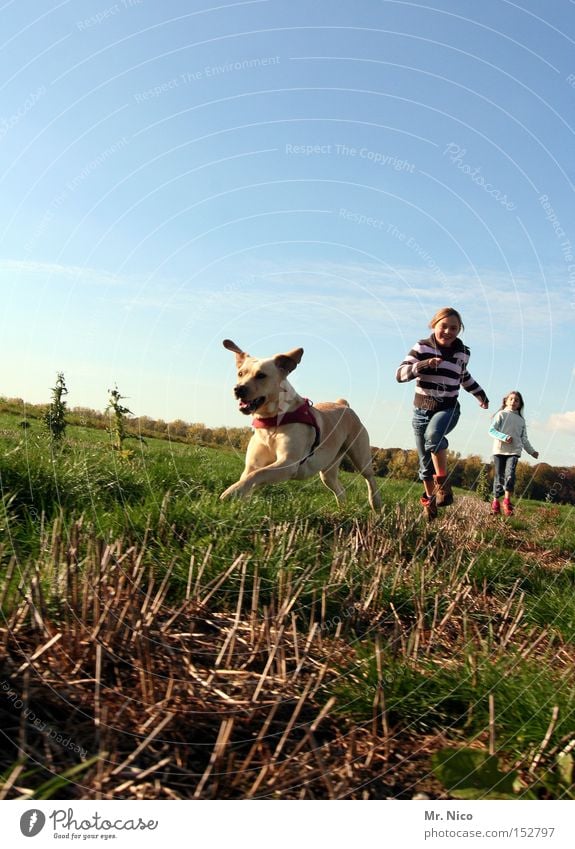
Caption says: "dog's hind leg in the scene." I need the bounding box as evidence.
[344,430,382,511]
[319,463,346,506]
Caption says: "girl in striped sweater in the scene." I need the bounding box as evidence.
[396,307,489,521]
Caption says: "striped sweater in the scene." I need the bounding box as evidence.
[396,335,488,411]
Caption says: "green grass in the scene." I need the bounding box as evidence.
[1,409,575,798]
[334,647,575,757]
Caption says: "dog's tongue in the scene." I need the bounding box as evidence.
[239,399,251,411]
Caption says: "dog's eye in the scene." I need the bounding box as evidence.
[255,372,266,380]
[237,371,244,378]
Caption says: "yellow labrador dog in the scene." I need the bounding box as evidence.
[220,339,381,510]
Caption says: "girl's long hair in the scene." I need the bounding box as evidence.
[498,390,525,417]
[428,306,464,331]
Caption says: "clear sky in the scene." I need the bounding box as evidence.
[1,0,574,465]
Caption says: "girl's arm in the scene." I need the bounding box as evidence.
[489,424,511,442]
[396,343,426,382]
[461,369,489,407]
[489,413,510,442]
[521,423,538,458]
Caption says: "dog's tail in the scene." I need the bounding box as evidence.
[335,398,350,407]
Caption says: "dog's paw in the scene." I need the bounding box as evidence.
[220,483,244,500]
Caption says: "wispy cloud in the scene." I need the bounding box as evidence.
[544,411,575,433]
[0,259,130,288]
[223,260,570,337]
[2,257,569,338]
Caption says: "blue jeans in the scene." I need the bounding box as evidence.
[492,454,519,497]
[412,403,460,481]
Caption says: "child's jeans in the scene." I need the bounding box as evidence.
[412,403,460,481]
[492,454,519,497]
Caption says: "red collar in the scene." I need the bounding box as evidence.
[252,399,321,460]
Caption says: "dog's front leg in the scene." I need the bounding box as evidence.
[220,458,299,500]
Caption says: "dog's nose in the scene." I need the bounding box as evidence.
[234,384,248,399]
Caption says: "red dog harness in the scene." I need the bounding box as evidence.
[252,398,321,464]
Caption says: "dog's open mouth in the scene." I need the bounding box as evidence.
[238,396,265,415]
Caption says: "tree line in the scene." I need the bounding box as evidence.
[2,394,573,505]
[370,447,575,505]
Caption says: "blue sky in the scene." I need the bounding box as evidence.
[1,0,574,465]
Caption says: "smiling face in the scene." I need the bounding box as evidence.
[223,340,304,416]
[233,355,281,415]
[433,315,461,347]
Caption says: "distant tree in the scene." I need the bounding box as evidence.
[388,449,419,481]
[529,463,555,501]
[372,448,393,477]
[43,372,68,444]
[514,461,534,498]
[210,427,232,446]
[223,427,251,451]
[167,419,188,438]
[71,406,106,429]
[460,454,483,490]
[187,423,213,444]
[557,468,575,504]
[132,416,157,439]
[446,450,464,487]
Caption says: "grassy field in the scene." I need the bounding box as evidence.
[1,413,574,799]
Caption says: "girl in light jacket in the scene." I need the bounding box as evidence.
[489,390,539,516]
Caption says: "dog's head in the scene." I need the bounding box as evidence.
[223,339,303,416]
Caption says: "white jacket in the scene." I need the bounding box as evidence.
[489,409,537,457]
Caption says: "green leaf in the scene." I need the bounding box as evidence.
[25,755,102,800]
[432,748,533,800]
[556,752,574,790]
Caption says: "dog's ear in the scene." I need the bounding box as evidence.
[223,339,248,367]
[274,347,304,374]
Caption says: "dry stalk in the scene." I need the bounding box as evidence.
[108,712,175,779]
[193,717,235,798]
[192,544,213,600]
[489,694,495,756]
[16,633,62,675]
[529,705,560,774]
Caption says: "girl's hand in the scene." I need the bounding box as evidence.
[479,401,489,409]
[505,435,513,444]
[422,357,442,370]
